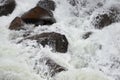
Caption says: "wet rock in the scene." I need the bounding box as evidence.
[92,13,113,29]
[23,32,68,53]
[68,0,78,6]
[82,32,92,39]
[0,0,16,16]
[91,5,120,29]
[9,17,24,30]
[21,6,56,26]
[37,0,56,11]
[46,58,66,76]
[34,57,67,77]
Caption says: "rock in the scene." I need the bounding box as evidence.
[91,5,120,29]
[9,17,24,30]
[46,58,66,76]
[23,32,68,53]
[37,0,56,11]
[0,0,16,16]
[68,0,77,6]
[82,32,92,39]
[34,57,66,77]
[21,6,56,26]
[92,13,113,29]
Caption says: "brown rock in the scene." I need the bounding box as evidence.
[9,17,24,30]
[0,0,16,16]
[21,6,56,26]
[23,32,68,53]
[37,0,56,11]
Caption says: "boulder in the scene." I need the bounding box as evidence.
[91,5,120,29]
[23,32,68,53]
[9,17,24,30]
[37,0,56,11]
[21,6,56,26]
[0,0,16,16]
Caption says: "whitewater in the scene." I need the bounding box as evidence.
[0,0,120,80]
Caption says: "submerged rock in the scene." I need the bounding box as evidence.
[0,0,16,16]
[46,58,66,76]
[23,32,68,53]
[91,5,120,29]
[92,13,113,29]
[9,17,24,30]
[34,57,67,77]
[68,0,77,6]
[37,0,56,11]
[21,6,56,26]
[82,32,92,39]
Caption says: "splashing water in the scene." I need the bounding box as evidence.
[0,0,120,80]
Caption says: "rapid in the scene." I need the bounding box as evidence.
[0,0,120,80]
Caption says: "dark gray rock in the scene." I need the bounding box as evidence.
[0,0,16,16]
[91,6,120,29]
[46,58,66,76]
[37,0,56,11]
[34,57,67,77]
[82,32,92,39]
[68,0,78,6]
[92,13,113,29]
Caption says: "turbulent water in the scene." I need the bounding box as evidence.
[0,0,120,80]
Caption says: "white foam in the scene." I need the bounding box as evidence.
[0,0,120,80]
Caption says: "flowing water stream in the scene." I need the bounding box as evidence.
[0,0,120,80]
